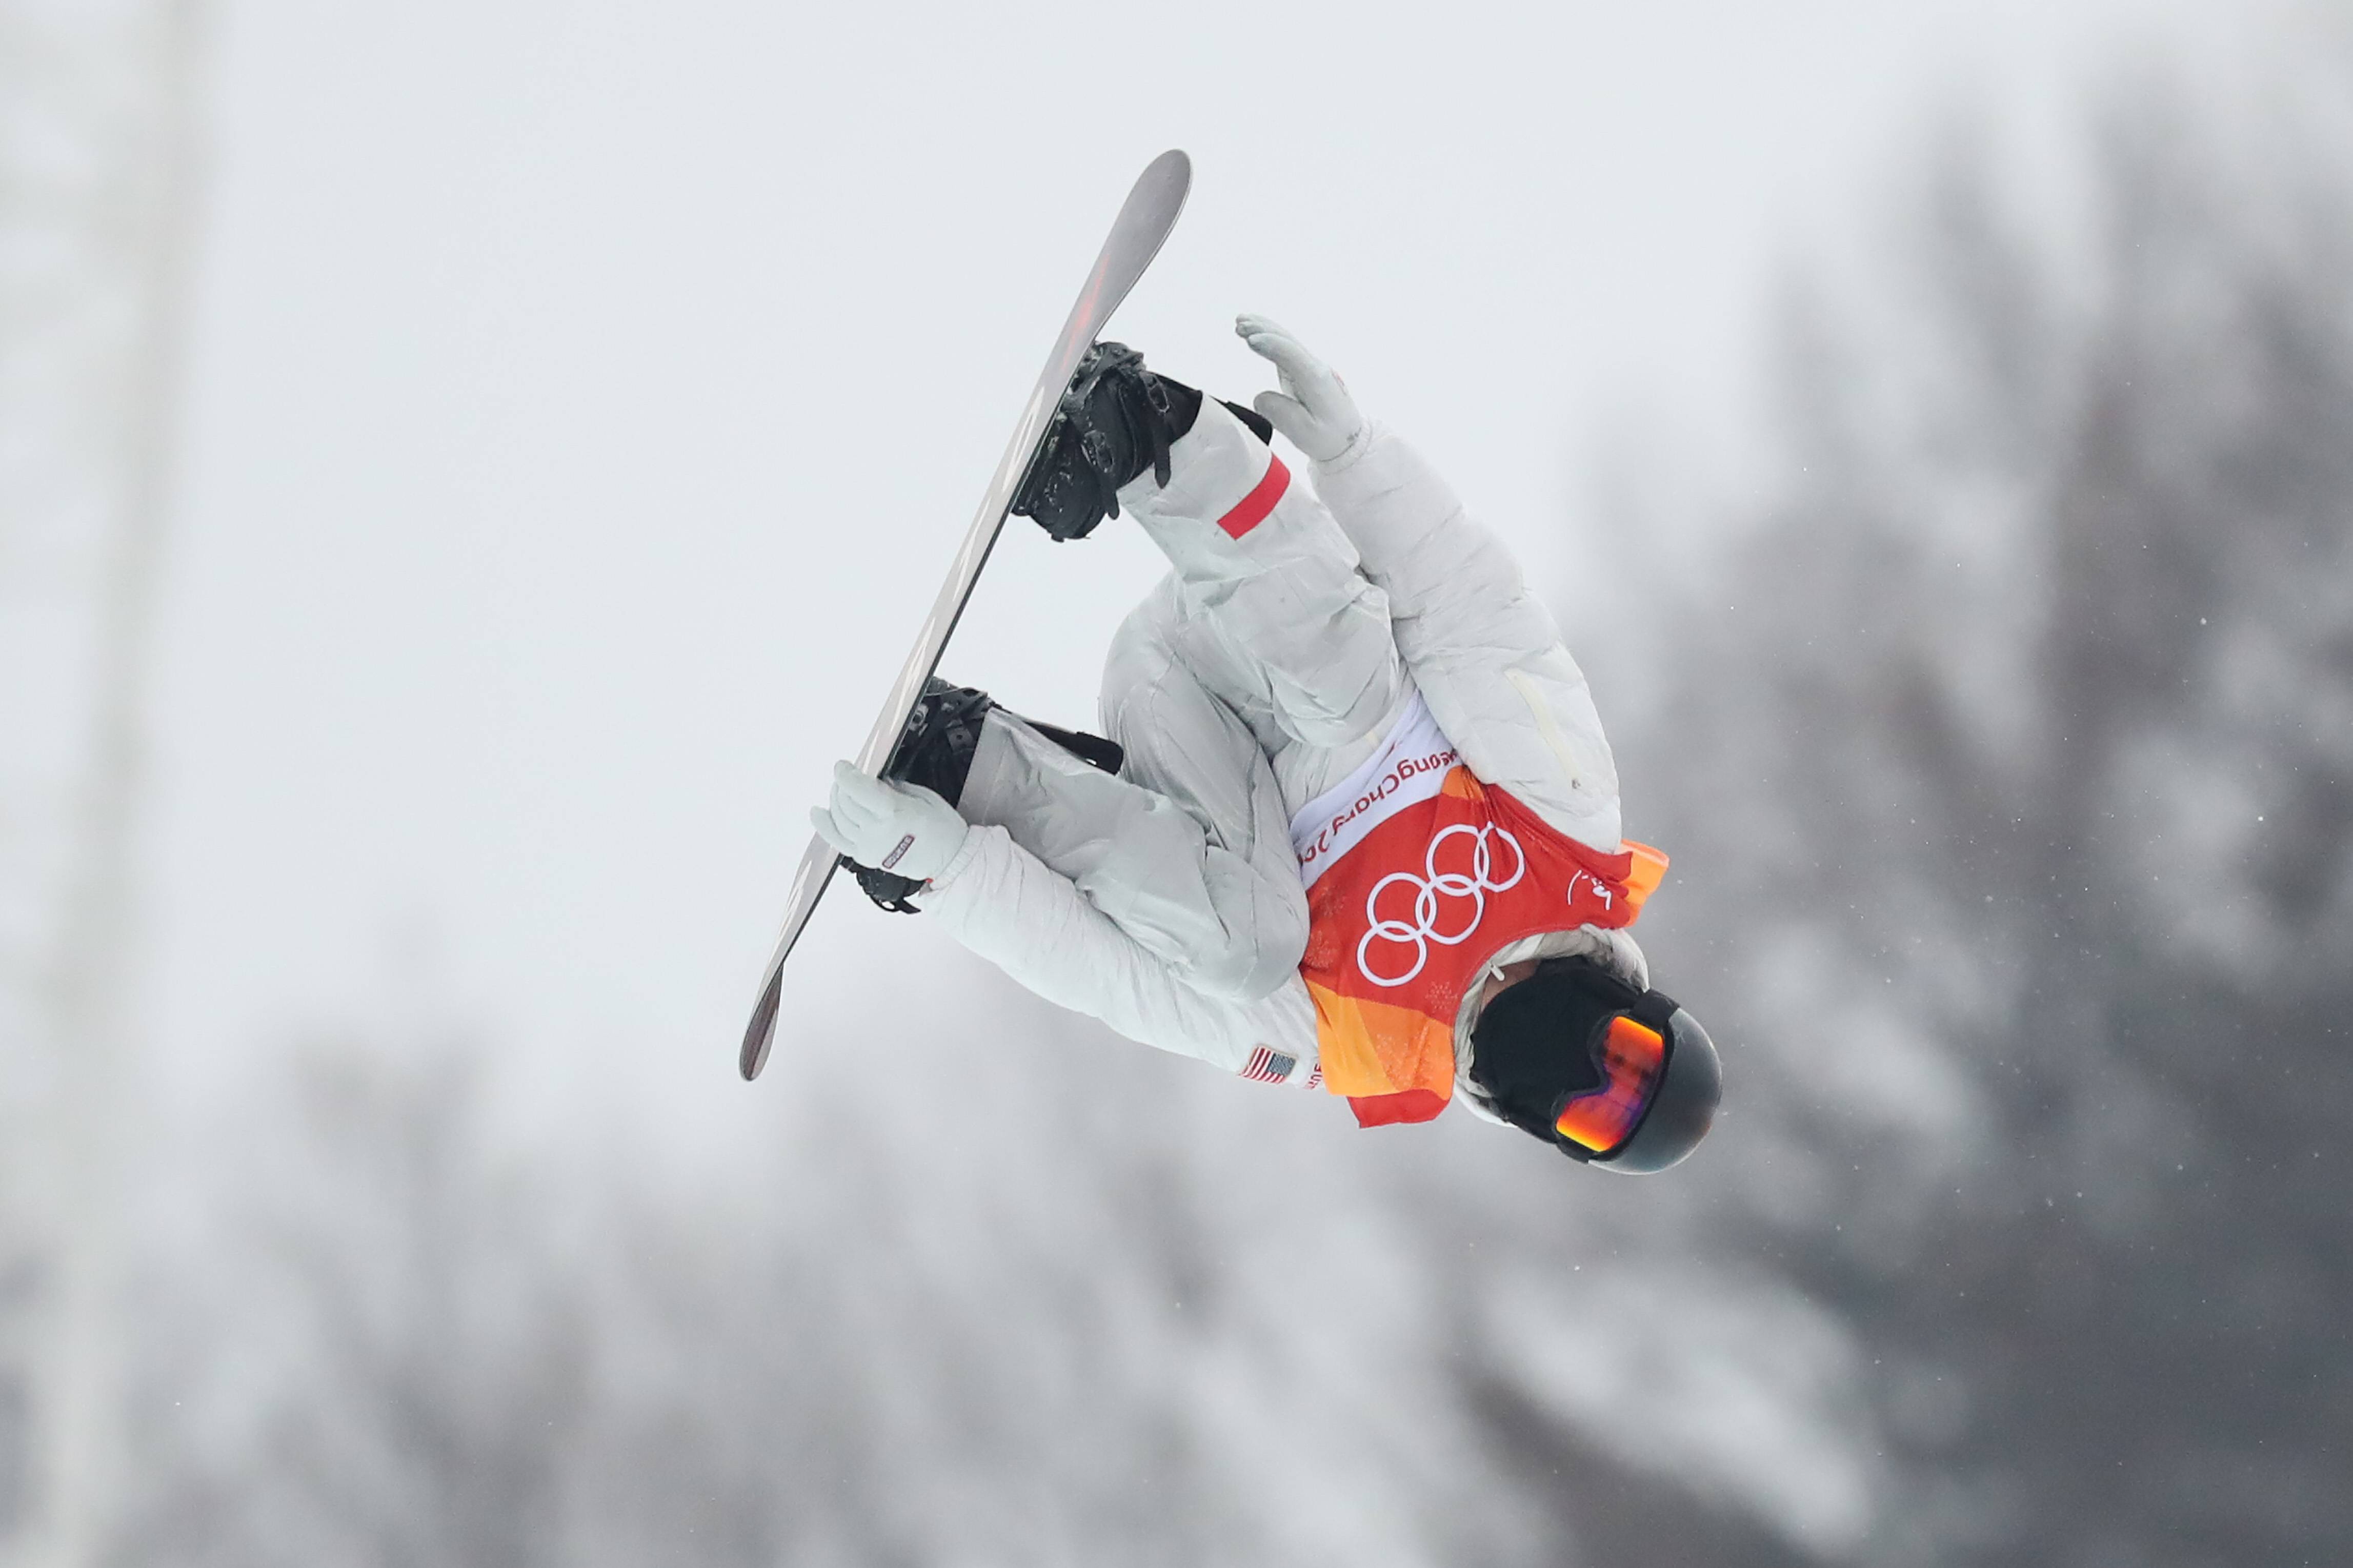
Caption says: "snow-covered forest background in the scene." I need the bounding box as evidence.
[4,3,2347,1565]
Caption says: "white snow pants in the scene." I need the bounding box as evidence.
[943,399,1626,1020]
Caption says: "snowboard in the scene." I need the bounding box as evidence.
[739,149,1193,1080]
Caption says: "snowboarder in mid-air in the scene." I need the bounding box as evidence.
[812,316,1720,1171]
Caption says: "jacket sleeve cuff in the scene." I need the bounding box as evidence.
[1314,417,1380,479]
[912,823,988,904]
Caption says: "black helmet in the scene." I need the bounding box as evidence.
[1468,956,1722,1174]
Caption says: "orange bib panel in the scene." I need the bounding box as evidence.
[1298,765,1666,1127]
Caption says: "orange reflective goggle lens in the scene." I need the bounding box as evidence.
[1555,1015,1668,1154]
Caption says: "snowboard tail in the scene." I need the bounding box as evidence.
[739,150,1193,1081]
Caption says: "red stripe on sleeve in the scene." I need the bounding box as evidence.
[1215,454,1290,540]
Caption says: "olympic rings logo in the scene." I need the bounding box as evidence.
[1356,824,1526,988]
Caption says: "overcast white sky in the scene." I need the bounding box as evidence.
[150,0,2287,1161]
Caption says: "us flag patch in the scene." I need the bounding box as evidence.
[1239,1046,1296,1084]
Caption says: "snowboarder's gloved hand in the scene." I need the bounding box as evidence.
[1236,314,1368,463]
[811,760,969,888]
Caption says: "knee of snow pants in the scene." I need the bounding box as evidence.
[954,706,1307,1003]
[1114,400,1404,755]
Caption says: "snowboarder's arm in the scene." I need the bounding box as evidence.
[1239,318,1621,851]
[1321,432,1623,851]
[915,823,1319,1074]
[1329,426,1621,851]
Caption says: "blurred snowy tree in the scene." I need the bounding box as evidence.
[1618,60,2353,1568]
[117,1047,590,1567]
[0,3,202,1563]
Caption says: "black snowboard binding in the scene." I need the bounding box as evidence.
[1012,342,1204,541]
[850,678,995,913]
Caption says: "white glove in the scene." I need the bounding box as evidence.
[1236,313,1368,463]
[810,760,970,885]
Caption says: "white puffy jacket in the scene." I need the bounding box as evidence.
[915,403,1643,1099]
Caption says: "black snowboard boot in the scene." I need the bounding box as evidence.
[850,678,995,913]
[1012,342,1204,541]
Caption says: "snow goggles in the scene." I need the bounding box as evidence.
[1468,956,1683,1163]
[1553,1013,1670,1156]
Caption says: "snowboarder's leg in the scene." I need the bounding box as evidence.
[1016,345,1407,767]
[958,705,1305,1003]
[1117,400,1406,765]
[1091,598,1314,970]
